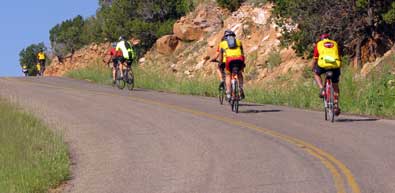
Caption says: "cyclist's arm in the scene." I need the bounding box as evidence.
[219,48,225,64]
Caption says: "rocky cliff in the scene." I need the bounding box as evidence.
[46,2,393,83]
[142,2,307,86]
[45,43,110,76]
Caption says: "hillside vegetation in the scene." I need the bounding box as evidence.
[21,0,395,117]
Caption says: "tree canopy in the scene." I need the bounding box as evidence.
[271,0,395,66]
[49,0,195,58]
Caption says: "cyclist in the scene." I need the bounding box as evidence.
[22,64,28,76]
[105,42,123,85]
[116,36,136,79]
[311,33,342,115]
[37,49,46,75]
[218,30,246,100]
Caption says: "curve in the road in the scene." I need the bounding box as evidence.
[8,78,361,193]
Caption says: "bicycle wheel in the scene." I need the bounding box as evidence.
[126,70,135,91]
[323,97,328,121]
[218,86,225,105]
[329,86,335,122]
[234,99,239,113]
[116,69,125,89]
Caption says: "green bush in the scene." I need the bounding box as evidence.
[266,50,282,69]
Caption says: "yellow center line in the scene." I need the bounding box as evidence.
[7,78,361,193]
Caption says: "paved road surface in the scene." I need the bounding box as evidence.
[1,77,394,193]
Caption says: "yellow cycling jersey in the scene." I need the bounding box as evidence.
[37,52,46,60]
[219,39,243,60]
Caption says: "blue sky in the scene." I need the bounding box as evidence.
[0,0,98,77]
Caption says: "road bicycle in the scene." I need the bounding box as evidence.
[229,66,241,113]
[211,60,227,105]
[115,63,134,91]
[323,71,336,122]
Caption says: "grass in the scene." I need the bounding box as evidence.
[0,99,70,193]
[66,62,395,118]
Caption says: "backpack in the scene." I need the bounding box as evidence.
[226,36,237,49]
[124,41,135,60]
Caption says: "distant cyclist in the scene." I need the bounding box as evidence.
[116,36,136,79]
[218,30,246,100]
[311,34,342,115]
[22,64,28,76]
[37,49,46,75]
[105,42,123,85]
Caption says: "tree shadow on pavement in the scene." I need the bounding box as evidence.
[239,103,266,107]
[336,118,379,122]
[240,109,282,114]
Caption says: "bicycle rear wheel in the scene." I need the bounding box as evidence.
[116,69,125,89]
[329,86,335,122]
[126,70,134,91]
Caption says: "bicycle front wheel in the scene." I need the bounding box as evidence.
[218,86,225,105]
[116,69,125,89]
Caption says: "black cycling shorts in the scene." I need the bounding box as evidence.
[314,65,341,83]
[119,57,132,67]
[112,58,119,68]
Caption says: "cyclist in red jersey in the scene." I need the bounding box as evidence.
[105,42,123,85]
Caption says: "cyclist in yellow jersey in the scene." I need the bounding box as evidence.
[37,49,46,75]
[311,34,342,115]
[218,30,246,100]
[116,36,136,78]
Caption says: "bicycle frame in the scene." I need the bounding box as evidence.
[323,71,335,122]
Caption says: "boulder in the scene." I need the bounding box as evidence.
[173,21,204,41]
[156,35,179,55]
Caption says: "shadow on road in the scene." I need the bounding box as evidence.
[239,103,266,107]
[336,118,379,122]
[240,109,282,114]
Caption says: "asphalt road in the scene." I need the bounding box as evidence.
[0,77,394,193]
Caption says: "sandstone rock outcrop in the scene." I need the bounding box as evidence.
[156,35,179,55]
[45,43,110,76]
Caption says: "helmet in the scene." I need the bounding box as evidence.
[320,34,330,40]
[119,36,126,41]
[224,30,236,38]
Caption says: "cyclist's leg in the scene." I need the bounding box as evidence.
[217,63,225,88]
[313,65,325,97]
[239,61,245,99]
[119,58,125,77]
[332,69,341,115]
[225,61,232,99]
[112,58,118,83]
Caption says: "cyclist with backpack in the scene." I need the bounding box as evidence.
[218,30,246,100]
[311,34,342,115]
[116,36,136,79]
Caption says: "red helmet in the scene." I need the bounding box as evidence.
[320,34,330,40]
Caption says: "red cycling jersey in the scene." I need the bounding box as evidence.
[108,48,123,57]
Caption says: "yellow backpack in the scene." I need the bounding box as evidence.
[317,39,341,69]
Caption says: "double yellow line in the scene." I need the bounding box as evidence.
[8,78,361,193]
